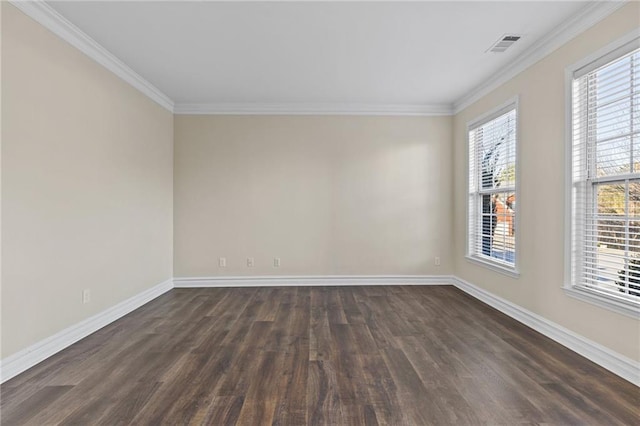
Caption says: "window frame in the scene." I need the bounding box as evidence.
[466,96,520,277]
[564,29,640,319]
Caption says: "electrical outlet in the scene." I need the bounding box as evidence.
[435,256,441,266]
[274,257,281,268]
[219,257,227,268]
[247,257,255,267]
[82,289,91,304]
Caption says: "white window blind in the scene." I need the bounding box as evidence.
[468,106,517,270]
[570,44,640,303]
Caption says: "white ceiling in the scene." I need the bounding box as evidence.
[46,1,592,112]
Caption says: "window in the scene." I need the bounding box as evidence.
[568,36,640,314]
[468,101,518,274]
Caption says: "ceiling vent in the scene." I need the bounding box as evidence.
[487,35,521,53]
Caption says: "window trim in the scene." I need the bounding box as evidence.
[466,96,520,277]
[564,29,640,319]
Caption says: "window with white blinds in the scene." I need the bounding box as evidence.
[569,40,640,306]
[468,104,517,272]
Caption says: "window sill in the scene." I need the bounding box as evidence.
[563,286,640,319]
[465,255,520,279]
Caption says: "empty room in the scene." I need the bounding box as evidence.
[1,0,639,424]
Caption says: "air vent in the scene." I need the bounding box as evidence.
[487,34,522,53]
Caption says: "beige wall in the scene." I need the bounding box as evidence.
[453,2,640,361]
[0,0,4,361]
[1,4,174,358]
[174,115,452,277]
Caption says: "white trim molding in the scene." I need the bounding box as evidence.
[453,0,628,114]
[0,279,173,384]
[464,255,521,279]
[452,276,640,387]
[173,275,452,288]
[173,103,454,116]
[563,286,640,319]
[9,0,174,112]
[2,275,637,387]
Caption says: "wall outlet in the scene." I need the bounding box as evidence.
[273,257,281,268]
[82,289,91,304]
[219,257,227,268]
[247,257,255,267]
[435,256,441,266]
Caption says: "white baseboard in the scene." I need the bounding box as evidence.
[173,274,453,288]
[2,274,637,388]
[0,279,173,384]
[452,276,640,387]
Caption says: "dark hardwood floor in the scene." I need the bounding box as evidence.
[1,286,638,425]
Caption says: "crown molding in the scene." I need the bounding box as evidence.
[10,0,627,117]
[173,102,454,116]
[453,0,628,114]
[9,0,174,112]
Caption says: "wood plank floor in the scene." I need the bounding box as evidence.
[1,286,638,425]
